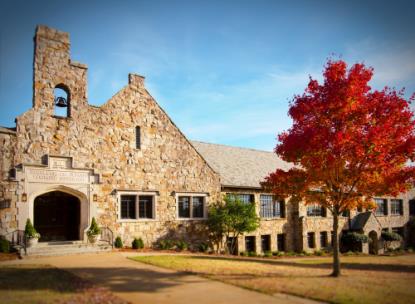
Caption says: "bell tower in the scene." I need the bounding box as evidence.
[33,25,88,118]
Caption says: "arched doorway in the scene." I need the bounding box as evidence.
[34,191,80,242]
[368,231,378,255]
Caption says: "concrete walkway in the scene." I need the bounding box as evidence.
[1,252,322,304]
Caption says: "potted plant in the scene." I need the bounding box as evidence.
[87,217,101,244]
[24,218,40,247]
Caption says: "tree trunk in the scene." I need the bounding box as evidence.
[332,212,341,277]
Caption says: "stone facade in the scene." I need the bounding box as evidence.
[0,25,414,254]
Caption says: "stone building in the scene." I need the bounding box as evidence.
[1,25,414,255]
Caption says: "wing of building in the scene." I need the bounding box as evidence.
[1,25,414,256]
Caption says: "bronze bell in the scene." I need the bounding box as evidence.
[54,96,68,107]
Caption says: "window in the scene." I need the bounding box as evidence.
[260,195,284,218]
[390,199,403,215]
[261,235,271,252]
[245,236,256,252]
[227,193,254,204]
[320,231,328,248]
[177,195,206,219]
[135,126,141,149]
[307,204,326,217]
[374,198,388,216]
[277,234,285,252]
[307,232,315,248]
[119,193,156,220]
[54,84,70,117]
[409,199,415,216]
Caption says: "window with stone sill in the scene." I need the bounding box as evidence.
[177,195,206,219]
[226,193,254,204]
[390,199,403,215]
[374,198,388,216]
[307,232,315,248]
[260,195,285,218]
[119,194,155,220]
[306,204,326,217]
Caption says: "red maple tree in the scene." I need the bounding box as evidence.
[263,60,415,276]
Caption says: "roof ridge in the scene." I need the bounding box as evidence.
[191,140,276,154]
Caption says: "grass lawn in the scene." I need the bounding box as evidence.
[0,264,127,304]
[131,254,415,304]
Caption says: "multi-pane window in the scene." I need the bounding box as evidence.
[307,232,315,248]
[245,236,256,252]
[390,199,403,215]
[260,195,284,218]
[307,204,325,217]
[120,194,155,220]
[121,195,136,219]
[410,200,415,216]
[320,231,328,248]
[135,126,141,149]
[374,198,387,216]
[178,195,205,219]
[261,235,271,252]
[227,193,254,204]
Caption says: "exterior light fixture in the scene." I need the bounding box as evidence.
[21,193,27,202]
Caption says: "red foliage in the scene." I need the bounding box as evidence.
[263,60,415,214]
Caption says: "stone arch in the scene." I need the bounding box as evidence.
[29,185,88,241]
[368,230,379,255]
[54,83,70,117]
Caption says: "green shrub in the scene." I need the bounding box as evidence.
[0,238,10,253]
[198,242,209,253]
[314,250,324,256]
[239,251,248,257]
[176,240,188,251]
[272,251,284,257]
[87,217,101,237]
[114,236,123,248]
[263,251,272,258]
[158,239,175,250]
[24,218,40,238]
[247,251,257,257]
[286,251,296,256]
[132,238,144,249]
[381,231,402,242]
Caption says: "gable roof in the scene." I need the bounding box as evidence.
[350,212,372,230]
[191,141,292,188]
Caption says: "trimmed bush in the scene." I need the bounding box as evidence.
[158,239,175,250]
[263,251,272,258]
[87,217,101,237]
[24,218,40,238]
[272,251,284,257]
[198,242,209,253]
[381,231,402,242]
[239,251,248,257]
[247,251,257,257]
[132,238,144,249]
[176,240,188,251]
[0,238,10,253]
[114,236,123,248]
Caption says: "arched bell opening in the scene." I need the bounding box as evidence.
[54,84,70,117]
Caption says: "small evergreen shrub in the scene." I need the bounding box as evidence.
[87,217,101,237]
[247,251,257,257]
[263,251,272,258]
[381,231,402,242]
[24,218,40,238]
[198,242,209,253]
[272,251,284,257]
[114,236,123,248]
[341,232,369,252]
[314,250,324,256]
[132,238,144,249]
[286,251,296,256]
[0,238,10,253]
[159,239,175,250]
[239,251,248,257]
[176,240,188,251]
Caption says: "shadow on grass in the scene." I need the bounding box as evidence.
[0,264,198,294]
[188,255,415,273]
[0,265,89,293]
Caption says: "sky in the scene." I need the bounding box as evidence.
[0,0,414,151]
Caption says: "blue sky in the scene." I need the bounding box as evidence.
[1,0,414,151]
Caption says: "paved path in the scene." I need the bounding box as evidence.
[1,252,322,304]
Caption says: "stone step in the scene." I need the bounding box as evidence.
[19,242,112,257]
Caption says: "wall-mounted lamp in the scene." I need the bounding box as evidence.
[21,193,27,202]
[93,194,98,202]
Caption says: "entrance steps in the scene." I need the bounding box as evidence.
[20,241,112,257]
